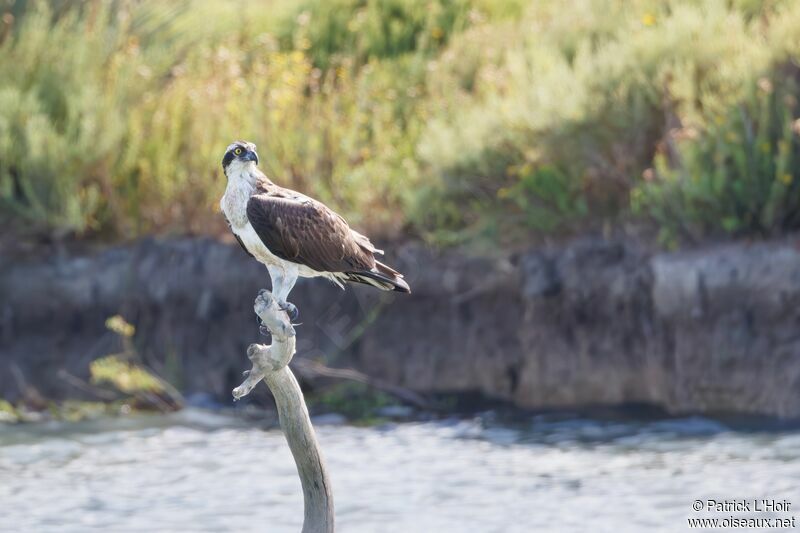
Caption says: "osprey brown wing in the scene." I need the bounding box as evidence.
[246,193,376,273]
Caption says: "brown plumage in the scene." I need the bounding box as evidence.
[245,178,410,293]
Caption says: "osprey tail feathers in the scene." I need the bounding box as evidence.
[344,261,411,293]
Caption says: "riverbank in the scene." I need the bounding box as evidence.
[2,235,800,418]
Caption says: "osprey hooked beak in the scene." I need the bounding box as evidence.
[242,150,259,164]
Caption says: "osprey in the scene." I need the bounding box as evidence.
[220,141,410,319]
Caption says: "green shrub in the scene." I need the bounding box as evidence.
[275,0,474,69]
[2,0,800,246]
[415,0,794,242]
[633,74,800,244]
[0,3,133,234]
[0,0,445,237]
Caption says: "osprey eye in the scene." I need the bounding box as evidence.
[234,148,243,156]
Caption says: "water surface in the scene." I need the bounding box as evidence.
[1,410,798,532]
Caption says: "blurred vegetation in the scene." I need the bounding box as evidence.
[308,381,396,423]
[0,397,128,424]
[90,315,184,411]
[1,0,800,246]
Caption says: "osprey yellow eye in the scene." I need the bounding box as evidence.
[234,148,243,156]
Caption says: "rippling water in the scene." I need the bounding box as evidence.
[1,409,799,532]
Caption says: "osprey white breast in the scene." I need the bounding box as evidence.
[221,167,277,264]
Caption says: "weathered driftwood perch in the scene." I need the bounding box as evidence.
[233,289,334,533]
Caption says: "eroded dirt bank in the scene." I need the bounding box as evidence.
[2,236,799,417]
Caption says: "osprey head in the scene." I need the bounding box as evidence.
[222,141,259,174]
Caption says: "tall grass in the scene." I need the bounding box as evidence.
[1,0,800,246]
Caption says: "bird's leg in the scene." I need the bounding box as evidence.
[276,275,299,322]
[268,265,300,321]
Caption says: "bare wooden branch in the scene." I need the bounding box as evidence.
[233,289,334,533]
